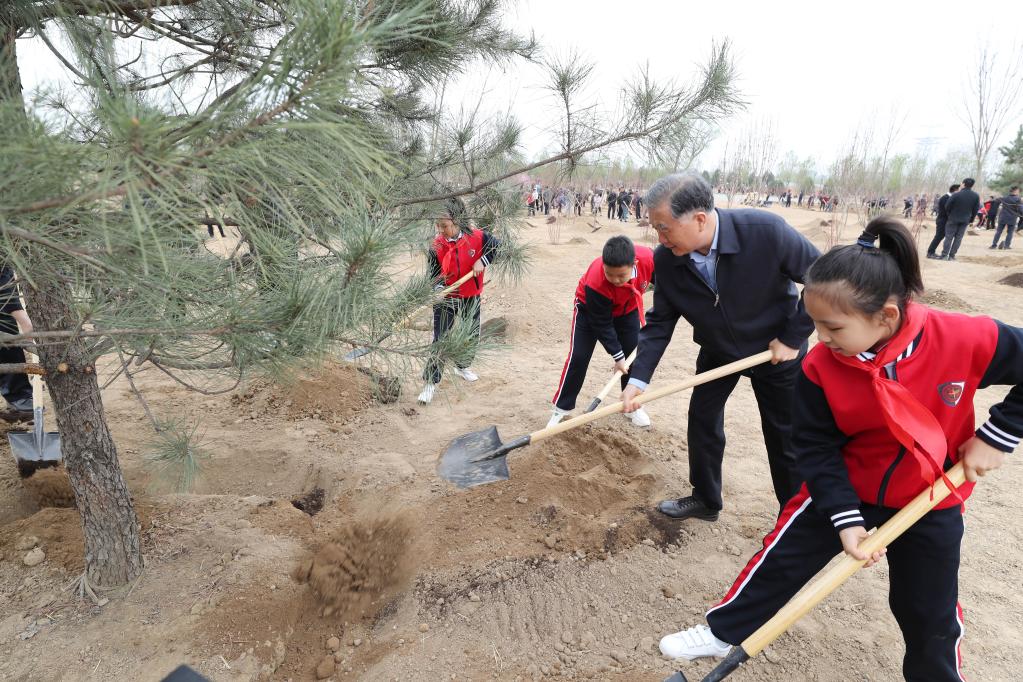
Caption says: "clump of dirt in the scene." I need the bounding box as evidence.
[291,512,416,620]
[424,425,664,570]
[231,362,373,422]
[998,272,1023,288]
[291,486,325,515]
[0,507,84,572]
[22,466,76,508]
[920,289,976,312]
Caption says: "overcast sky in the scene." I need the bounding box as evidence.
[445,0,1023,173]
[17,0,1023,175]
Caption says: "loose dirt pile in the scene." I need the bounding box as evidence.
[0,507,84,572]
[22,466,76,508]
[231,362,373,422]
[921,288,976,312]
[292,512,416,620]
[997,272,1023,288]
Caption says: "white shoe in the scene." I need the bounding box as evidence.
[546,408,570,429]
[417,383,437,404]
[659,624,732,661]
[455,367,479,382]
[626,407,651,428]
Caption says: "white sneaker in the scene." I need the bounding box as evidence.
[546,407,570,429]
[455,367,479,382]
[659,625,731,661]
[417,383,437,404]
[626,406,651,428]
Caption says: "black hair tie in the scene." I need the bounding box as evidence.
[856,231,877,249]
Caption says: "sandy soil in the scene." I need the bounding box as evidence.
[1,205,1021,682]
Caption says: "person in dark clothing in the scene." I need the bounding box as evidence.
[927,184,960,258]
[986,195,1001,230]
[993,186,1022,250]
[0,266,33,419]
[621,173,821,521]
[618,189,630,221]
[607,190,618,220]
[936,178,980,261]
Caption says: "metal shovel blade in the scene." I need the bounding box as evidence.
[8,407,62,476]
[343,346,372,361]
[437,426,510,488]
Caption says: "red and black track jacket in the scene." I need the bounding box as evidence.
[573,247,655,361]
[428,228,499,298]
[794,302,1023,533]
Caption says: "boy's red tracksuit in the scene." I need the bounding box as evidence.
[423,228,498,384]
[552,248,655,411]
[705,303,1023,681]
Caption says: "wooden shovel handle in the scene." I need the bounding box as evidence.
[394,270,476,329]
[741,461,967,656]
[595,348,638,401]
[531,350,773,445]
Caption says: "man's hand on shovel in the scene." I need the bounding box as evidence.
[621,383,643,414]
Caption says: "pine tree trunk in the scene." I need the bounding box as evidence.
[0,22,24,108]
[24,281,143,587]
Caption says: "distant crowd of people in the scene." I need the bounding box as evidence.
[525,185,648,222]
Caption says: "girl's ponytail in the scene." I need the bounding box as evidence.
[858,216,924,298]
[806,216,923,314]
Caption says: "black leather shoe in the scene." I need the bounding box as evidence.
[926,253,940,260]
[657,496,719,521]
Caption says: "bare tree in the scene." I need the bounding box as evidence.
[958,44,1023,189]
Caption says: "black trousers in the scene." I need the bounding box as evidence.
[993,219,1017,248]
[422,296,481,385]
[0,344,31,407]
[607,202,615,220]
[940,220,970,258]
[552,305,638,411]
[706,487,966,681]
[927,219,948,255]
[687,349,802,510]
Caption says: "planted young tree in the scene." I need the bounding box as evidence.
[1,0,741,590]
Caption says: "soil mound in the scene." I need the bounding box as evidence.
[231,362,373,422]
[921,289,976,312]
[0,507,83,572]
[292,512,416,619]
[22,466,76,508]
[425,425,665,569]
[998,272,1023,288]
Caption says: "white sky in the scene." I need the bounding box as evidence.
[16,0,1023,176]
[447,0,1023,173]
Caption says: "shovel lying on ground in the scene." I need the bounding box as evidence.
[8,353,62,478]
[664,461,969,682]
[344,270,476,361]
[438,350,772,488]
[580,348,637,414]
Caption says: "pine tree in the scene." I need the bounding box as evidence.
[991,125,1023,193]
[1,0,740,589]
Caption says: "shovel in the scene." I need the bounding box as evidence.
[664,461,969,682]
[344,270,476,361]
[8,353,62,478]
[580,348,637,414]
[438,350,772,488]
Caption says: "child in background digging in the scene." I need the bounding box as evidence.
[549,236,654,428]
[418,197,499,405]
[658,216,1023,681]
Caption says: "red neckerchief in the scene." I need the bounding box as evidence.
[829,302,961,505]
[626,265,646,325]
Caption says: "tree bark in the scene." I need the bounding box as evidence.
[24,279,143,587]
[0,22,24,109]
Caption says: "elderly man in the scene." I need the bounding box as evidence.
[622,173,820,521]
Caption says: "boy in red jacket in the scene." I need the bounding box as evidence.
[418,197,499,404]
[549,236,654,428]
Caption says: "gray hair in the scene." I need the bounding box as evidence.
[644,172,714,218]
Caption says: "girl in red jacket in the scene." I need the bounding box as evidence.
[658,216,1023,681]
[418,197,499,404]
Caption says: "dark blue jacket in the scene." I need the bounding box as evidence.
[630,208,820,384]
[945,188,980,224]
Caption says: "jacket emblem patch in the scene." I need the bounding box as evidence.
[469,249,476,257]
[938,381,966,407]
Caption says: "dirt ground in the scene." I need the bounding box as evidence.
[1,204,1022,682]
